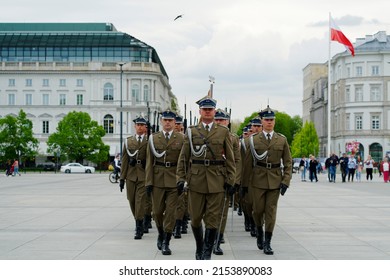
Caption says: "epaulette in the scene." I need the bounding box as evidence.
[127,135,134,139]
[276,132,286,138]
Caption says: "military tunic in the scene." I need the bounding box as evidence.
[176,123,236,229]
[120,134,147,220]
[145,130,184,233]
[242,132,292,232]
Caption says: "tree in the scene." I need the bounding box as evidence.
[47,111,109,164]
[0,110,39,164]
[290,121,319,158]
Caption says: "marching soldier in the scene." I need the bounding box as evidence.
[212,108,241,255]
[145,110,185,255]
[173,113,188,238]
[176,96,236,260]
[119,116,148,240]
[242,106,292,255]
[241,117,263,237]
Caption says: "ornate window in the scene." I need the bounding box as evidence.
[103,114,114,134]
[103,83,114,101]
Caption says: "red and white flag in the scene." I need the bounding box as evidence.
[330,16,355,56]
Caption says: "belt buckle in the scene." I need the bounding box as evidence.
[266,162,272,169]
[136,160,142,165]
[165,162,171,168]
[204,159,210,166]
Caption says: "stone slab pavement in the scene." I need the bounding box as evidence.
[0,170,390,260]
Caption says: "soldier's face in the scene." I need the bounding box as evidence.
[262,118,275,132]
[135,124,146,135]
[251,124,262,133]
[199,108,215,122]
[174,123,183,132]
[162,118,175,131]
[214,118,228,127]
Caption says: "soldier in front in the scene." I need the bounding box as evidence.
[242,106,292,255]
[176,96,236,260]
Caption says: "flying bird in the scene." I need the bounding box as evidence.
[174,14,183,21]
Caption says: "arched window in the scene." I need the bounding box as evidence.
[132,84,140,103]
[369,143,382,163]
[144,85,149,102]
[103,83,114,101]
[103,114,114,134]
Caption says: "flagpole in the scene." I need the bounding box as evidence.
[327,12,332,157]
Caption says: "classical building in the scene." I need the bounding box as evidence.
[303,31,390,162]
[0,23,176,163]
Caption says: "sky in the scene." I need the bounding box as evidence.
[2,0,390,122]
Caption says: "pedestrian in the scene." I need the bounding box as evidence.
[339,153,349,183]
[119,116,148,240]
[309,155,318,182]
[364,155,375,181]
[145,109,185,256]
[347,154,357,182]
[380,156,389,183]
[356,155,363,182]
[242,105,292,255]
[299,155,308,182]
[5,160,12,176]
[12,159,21,176]
[176,96,236,260]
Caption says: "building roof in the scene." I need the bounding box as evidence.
[0,22,168,77]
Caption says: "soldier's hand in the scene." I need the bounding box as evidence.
[239,186,248,198]
[280,183,288,196]
[177,181,185,195]
[146,185,153,197]
[119,179,125,192]
[224,183,235,196]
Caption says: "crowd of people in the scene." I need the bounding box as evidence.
[118,95,292,260]
[296,153,389,183]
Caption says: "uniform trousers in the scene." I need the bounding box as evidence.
[175,192,188,220]
[126,180,146,220]
[188,190,224,229]
[151,186,178,232]
[251,188,280,232]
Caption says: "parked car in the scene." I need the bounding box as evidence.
[37,162,56,171]
[60,163,95,173]
[292,162,300,173]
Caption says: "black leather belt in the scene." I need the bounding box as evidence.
[192,159,225,166]
[256,162,281,169]
[155,161,177,167]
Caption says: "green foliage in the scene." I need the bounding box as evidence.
[47,111,109,164]
[0,110,39,163]
[291,121,319,158]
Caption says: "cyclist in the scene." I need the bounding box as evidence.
[113,153,121,182]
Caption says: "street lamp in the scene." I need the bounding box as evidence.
[118,63,126,157]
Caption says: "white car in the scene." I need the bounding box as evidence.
[60,163,95,173]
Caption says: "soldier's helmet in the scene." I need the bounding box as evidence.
[133,116,147,124]
[160,109,176,119]
[259,105,275,119]
[196,96,217,108]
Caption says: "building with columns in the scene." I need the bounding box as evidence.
[303,31,390,162]
[0,23,176,162]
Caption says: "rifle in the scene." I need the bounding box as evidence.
[146,101,152,137]
[152,110,157,133]
[155,111,160,132]
[183,103,188,133]
[228,107,232,131]
[189,110,192,126]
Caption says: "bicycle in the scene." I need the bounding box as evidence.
[109,171,120,183]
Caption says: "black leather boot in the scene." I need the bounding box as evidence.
[143,215,149,233]
[244,213,250,232]
[263,231,274,255]
[173,220,182,239]
[256,226,264,250]
[181,215,189,234]
[162,232,172,255]
[213,233,224,255]
[134,219,144,240]
[203,228,217,260]
[191,225,203,260]
[250,217,257,237]
[237,204,242,216]
[157,227,164,250]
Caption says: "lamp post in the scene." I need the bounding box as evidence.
[118,63,126,157]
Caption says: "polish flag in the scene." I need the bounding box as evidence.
[330,16,355,56]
